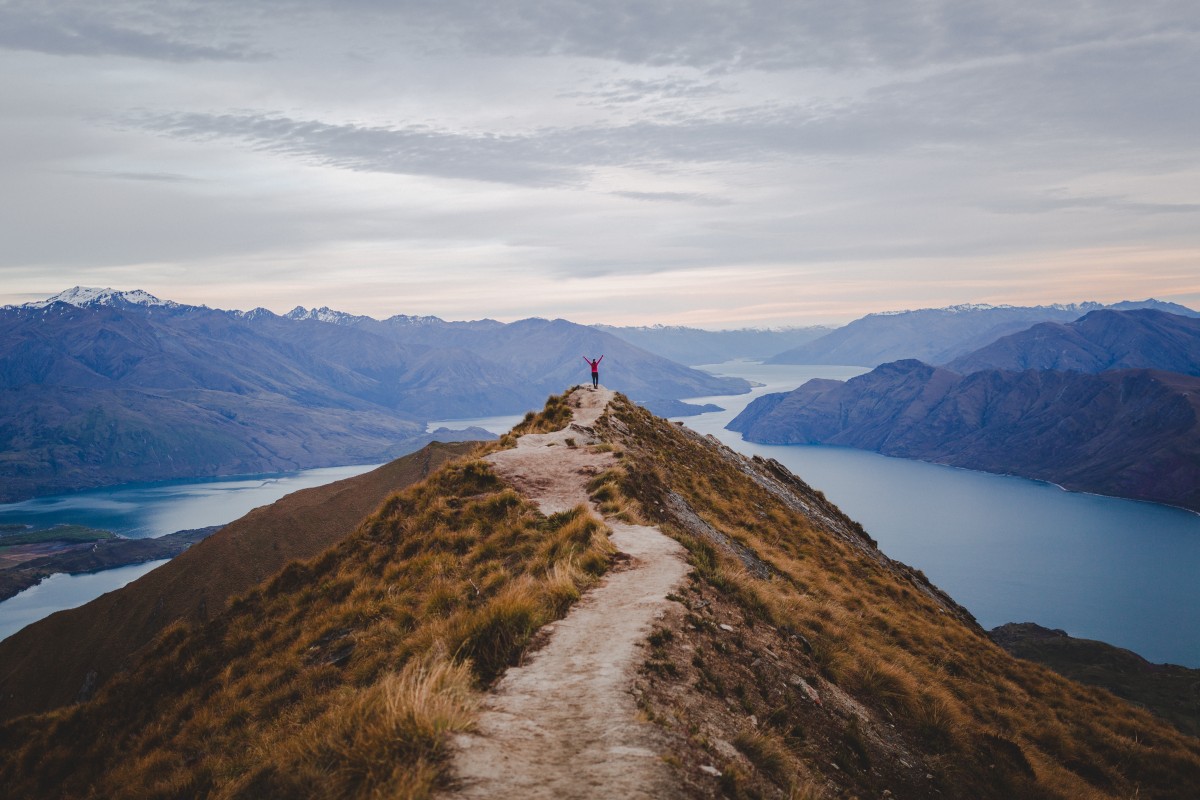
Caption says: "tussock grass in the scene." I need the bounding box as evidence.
[283,654,476,800]
[599,393,1200,800]
[0,453,612,799]
[733,729,792,786]
[511,391,574,435]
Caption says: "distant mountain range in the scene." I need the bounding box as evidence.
[731,309,1200,511]
[946,308,1200,376]
[0,288,749,501]
[766,300,1198,367]
[594,323,831,365]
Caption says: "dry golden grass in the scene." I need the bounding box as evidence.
[598,393,1200,800]
[0,452,613,799]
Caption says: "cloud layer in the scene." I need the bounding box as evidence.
[1,0,1197,324]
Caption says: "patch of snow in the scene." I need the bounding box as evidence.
[283,306,361,324]
[235,307,279,320]
[384,313,446,326]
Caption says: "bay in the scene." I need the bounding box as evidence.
[676,360,1200,667]
[0,560,170,642]
[0,463,383,540]
[0,464,382,641]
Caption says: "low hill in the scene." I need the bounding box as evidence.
[766,300,1197,367]
[729,360,1200,511]
[595,323,831,365]
[947,308,1200,375]
[2,392,1198,799]
[0,440,479,722]
[991,623,1200,739]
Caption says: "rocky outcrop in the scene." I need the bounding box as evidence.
[729,361,1200,511]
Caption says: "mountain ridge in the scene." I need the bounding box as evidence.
[947,308,1200,375]
[730,360,1200,511]
[1,289,748,501]
[766,299,1198,367]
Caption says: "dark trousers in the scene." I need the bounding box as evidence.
[591,372,599,388]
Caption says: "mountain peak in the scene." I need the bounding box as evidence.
[283,305,364,324]
[23,286,178,310]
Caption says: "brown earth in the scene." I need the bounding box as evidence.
[444,387,692,799]
[0,440,480,722]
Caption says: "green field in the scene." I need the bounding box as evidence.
[0,525,117,548]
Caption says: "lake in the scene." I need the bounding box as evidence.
[0,463,382,641]
[676,360,1200,667]
[0,560,170,642]
[0,463,383,539]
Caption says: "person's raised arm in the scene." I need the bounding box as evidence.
[597,355,604,364]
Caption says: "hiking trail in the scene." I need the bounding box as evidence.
[442,386,690,799]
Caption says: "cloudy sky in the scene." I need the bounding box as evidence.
[1,1,1197,326]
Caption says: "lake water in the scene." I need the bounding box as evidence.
[0,463,382,641]
[0,463,383,540]
[676,361,1200,667]
[0,559,170,642]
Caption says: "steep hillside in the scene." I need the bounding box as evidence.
[595,324,831,365]
[766,300,1196,367]
[0,440,479,722]
[729,361,1200,511]
[2,392,1198,799]
[947,308,1200,375]
[1,289,747,500]
[597,398,1200,798]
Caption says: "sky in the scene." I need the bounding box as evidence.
[1,1,1198,327]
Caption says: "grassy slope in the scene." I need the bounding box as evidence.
[3,393,1198,799]
[0,396,615,799]
[597,395,1200,799]
[991,623,1200,741]
[0,441,479,722]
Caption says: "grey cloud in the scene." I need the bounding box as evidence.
[0,4,263,62]
[137,112,586,186]
[982,192,1200,216]
[560,76,729,106]
[121,19,1199,191]
[612,191,731,206]
[62,169,205,183]
[135,106,876,188]
[337,0,1200,72]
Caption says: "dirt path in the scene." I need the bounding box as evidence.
[443,387,690,799]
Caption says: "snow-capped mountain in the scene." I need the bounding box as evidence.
[20,286,180,310]
[283,306,369,325]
